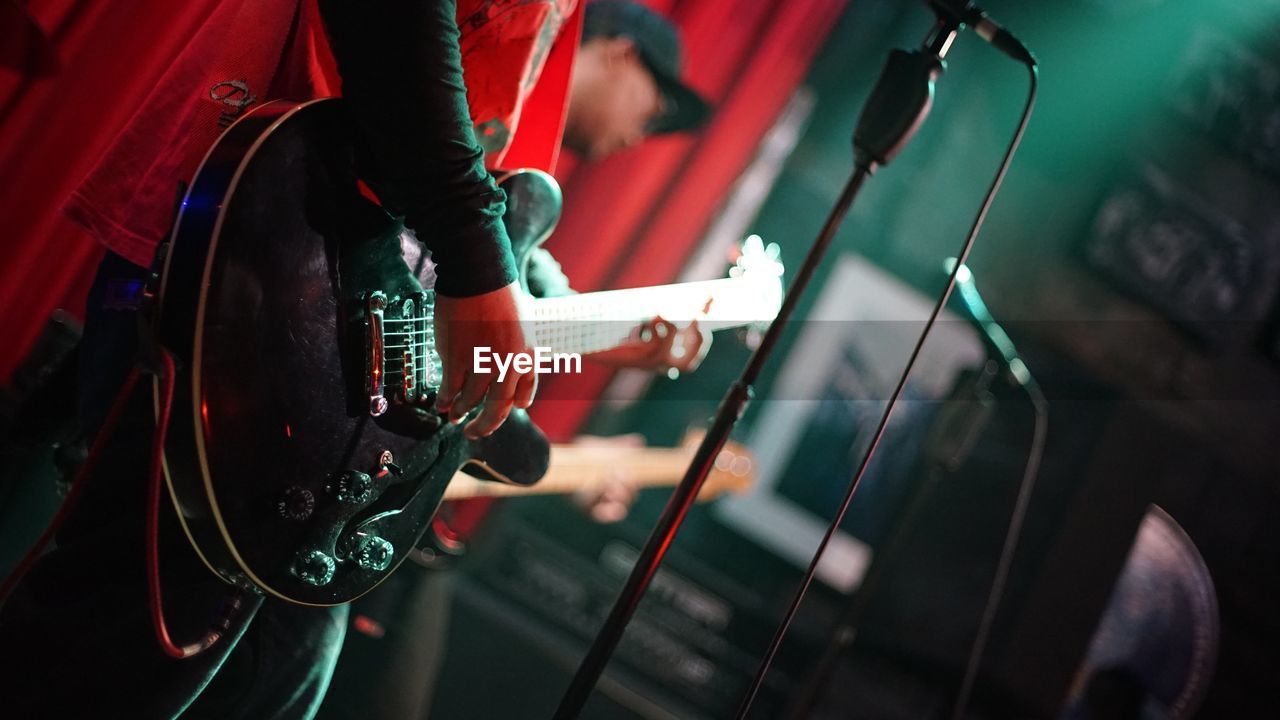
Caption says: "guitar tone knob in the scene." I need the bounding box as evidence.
[293,550,336,586]
[351,534,395,572]
[276,485,315,521]
[330,470,375,505]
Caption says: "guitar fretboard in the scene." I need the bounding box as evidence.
[527,276,776,355]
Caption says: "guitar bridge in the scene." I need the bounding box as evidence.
[366,290,439,416]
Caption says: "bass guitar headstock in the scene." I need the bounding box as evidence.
[728,234,785,336]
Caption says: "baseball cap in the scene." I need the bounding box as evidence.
[582,0,712,134]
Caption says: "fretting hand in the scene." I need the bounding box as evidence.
[587,316,712,374]
[570,434,645,523]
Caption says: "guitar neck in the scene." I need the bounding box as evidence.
[443,442,752,501]
[527,276,773,356]
[445,446,693,500]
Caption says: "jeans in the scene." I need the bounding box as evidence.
[316,563,456,720]
[0,252,347,719]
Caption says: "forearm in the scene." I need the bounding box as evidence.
[525,247,575,298]
[318,0,517,297]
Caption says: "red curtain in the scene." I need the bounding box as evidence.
[0,0,223,380]
[0,0,847,429]
[533,0,848,439]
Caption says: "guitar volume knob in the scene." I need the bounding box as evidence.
[351,534,395,572]
[292,550,336,586]
[330,470,375,505]
[276,485,315,521]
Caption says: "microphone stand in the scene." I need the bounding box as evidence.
[781,368,1000,720]
[554,14,966,719]
[782,260,1042,719]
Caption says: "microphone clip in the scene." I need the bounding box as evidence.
[928,0,1037,67]
[854,49,943,168]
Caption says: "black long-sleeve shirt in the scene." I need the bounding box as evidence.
[318,0,519,297]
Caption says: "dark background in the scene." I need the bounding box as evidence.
[3,1,1279,718]
[431,1,1280,718]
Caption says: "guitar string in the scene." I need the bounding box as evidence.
[378,281,753,376]
[371,274,763,399]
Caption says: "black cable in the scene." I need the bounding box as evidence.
[950,376,1047,719]
[734,61,1039,719]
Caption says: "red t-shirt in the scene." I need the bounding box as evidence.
[65,0,580,268]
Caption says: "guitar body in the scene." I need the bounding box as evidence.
[155,99,554,606]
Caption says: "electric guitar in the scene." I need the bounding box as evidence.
[154,98,782,605]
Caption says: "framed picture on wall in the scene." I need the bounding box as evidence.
[716,254,983,592]
[1084,163,1280,346]
[1168,25,1280,180]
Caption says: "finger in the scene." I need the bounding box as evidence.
[649,318,678,360]
[621,475,640,498]
[685,320,704,353]
[669,334,691,366]
[636,317,656,342]
[464,372,520,438]
[601,480,632,504]
[571,484,603,510]
[448,370,490,424]
[692,324,714,369]
[673,321,712,372]
[573,433,644,448]
[606,469,640,499]
[618,432,645,448]
[653,317,676,340]
[591,500,628,524]
[638,316,674,341]
[434,338,465,414]
[628,322,670,368]
[514,369,538,409]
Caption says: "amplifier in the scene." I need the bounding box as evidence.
[430,497,836,719]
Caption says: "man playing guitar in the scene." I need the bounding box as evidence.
[0,1,710,718]
[318,5,716,716]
